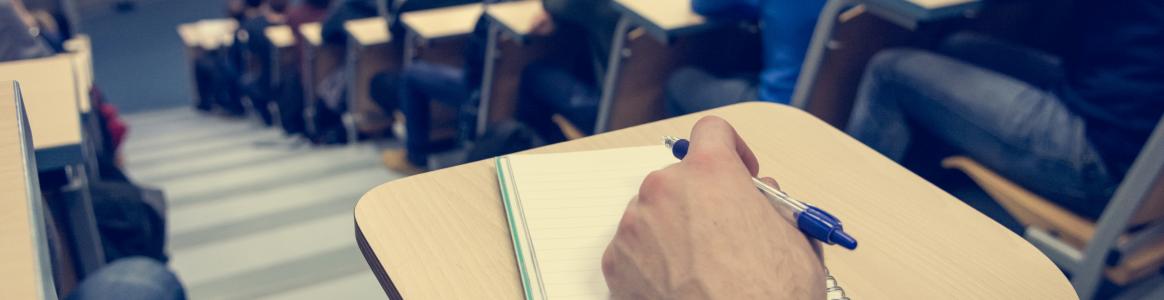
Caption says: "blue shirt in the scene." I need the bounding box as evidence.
[692,0,825,103]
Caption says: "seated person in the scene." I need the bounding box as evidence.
[846,0,1164,220]
[665,0,824,115]
[378,15,488,174]
[192,0,249,113]
[273,0,332,135]
[0,0,53,60]
[603,116,823,298]
[199,0,261,116]
[237,0,290,126]
[510,0,619,144]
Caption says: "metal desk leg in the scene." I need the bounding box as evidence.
[64,163,105,277]
[476,23,501,138]
[791,0,853,109]
[345,40,360,144]
[594,16,632,134]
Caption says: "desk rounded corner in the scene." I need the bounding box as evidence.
[353,183,388,230]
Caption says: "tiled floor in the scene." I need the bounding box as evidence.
[121,108,395,299]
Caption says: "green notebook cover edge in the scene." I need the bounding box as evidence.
[496,156,535,300]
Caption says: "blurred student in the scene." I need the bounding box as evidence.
[508,0,619,144]
[307,0,380,143]
[847,0,1164,219]
[665,0,824,115]
[378,13,487,174]
[273,0,332,135]
[0,0,53,60]
[192,0,248,114]
[237,0,290,126]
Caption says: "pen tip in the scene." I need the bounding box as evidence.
[663,136,677,147]
[834,231,857,250]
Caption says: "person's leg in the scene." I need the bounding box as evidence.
[193,55,217,111]
[514,61,603,142]
[937,32,1066,89]
[847,49,1116,218]
[242,71,274,125]
[213,51,246,115]
[67,257,185,300]
[397,61,468,167]
[277,71,306,135]
[665,67,758,116]
[369,71,400,114]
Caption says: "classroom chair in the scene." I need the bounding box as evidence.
[299,22,343,138]
[394,3,482,146]
[560,24,761,139]
[943,117,1164,299]
[476,0,566,137]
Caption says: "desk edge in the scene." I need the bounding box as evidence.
[12,82,58,299]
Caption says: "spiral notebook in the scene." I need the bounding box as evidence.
[495,146,849,299]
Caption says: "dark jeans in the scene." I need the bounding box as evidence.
[194,53,244,114]
[664,67,759,116]
[67,257,185,300]
[396,61,470,166]
[846,33,1116,219]
[514,61,600,143]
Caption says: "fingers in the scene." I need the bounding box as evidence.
[687,116,759,176]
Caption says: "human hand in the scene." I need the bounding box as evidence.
[602,116,824,299]
[529,11,555,36]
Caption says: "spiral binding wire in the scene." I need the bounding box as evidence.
[826,268,850,300]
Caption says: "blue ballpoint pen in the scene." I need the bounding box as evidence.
[663,136,857,250]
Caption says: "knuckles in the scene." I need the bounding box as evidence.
[616,204,638,238]
[637,170,670,202]
[601,244,617,277]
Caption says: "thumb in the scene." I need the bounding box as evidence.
[687,116,760,176]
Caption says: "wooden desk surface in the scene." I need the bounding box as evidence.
[265,25,296,48]
[400,3,483,40]
[194,19,238,50]
[613,0,705,33]
[355,102,1076,299]
[0,81,55,300]
[0,55,84,152]
[177,23,200,47]
[485,0,541,38]
[300,22,323,46]
[344,17,391,46]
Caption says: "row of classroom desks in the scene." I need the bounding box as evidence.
[176,0,982,144]
[0,34,104,297]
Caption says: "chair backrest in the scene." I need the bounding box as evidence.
[1118,116,1164,227]
[1129,170,1164,226]
[1073,116,1164,299]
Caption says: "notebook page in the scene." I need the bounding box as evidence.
[498,146,678,300]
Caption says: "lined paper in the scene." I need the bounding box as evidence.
[497,146,678,300]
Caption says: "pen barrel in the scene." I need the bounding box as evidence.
[760,191,799,224]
